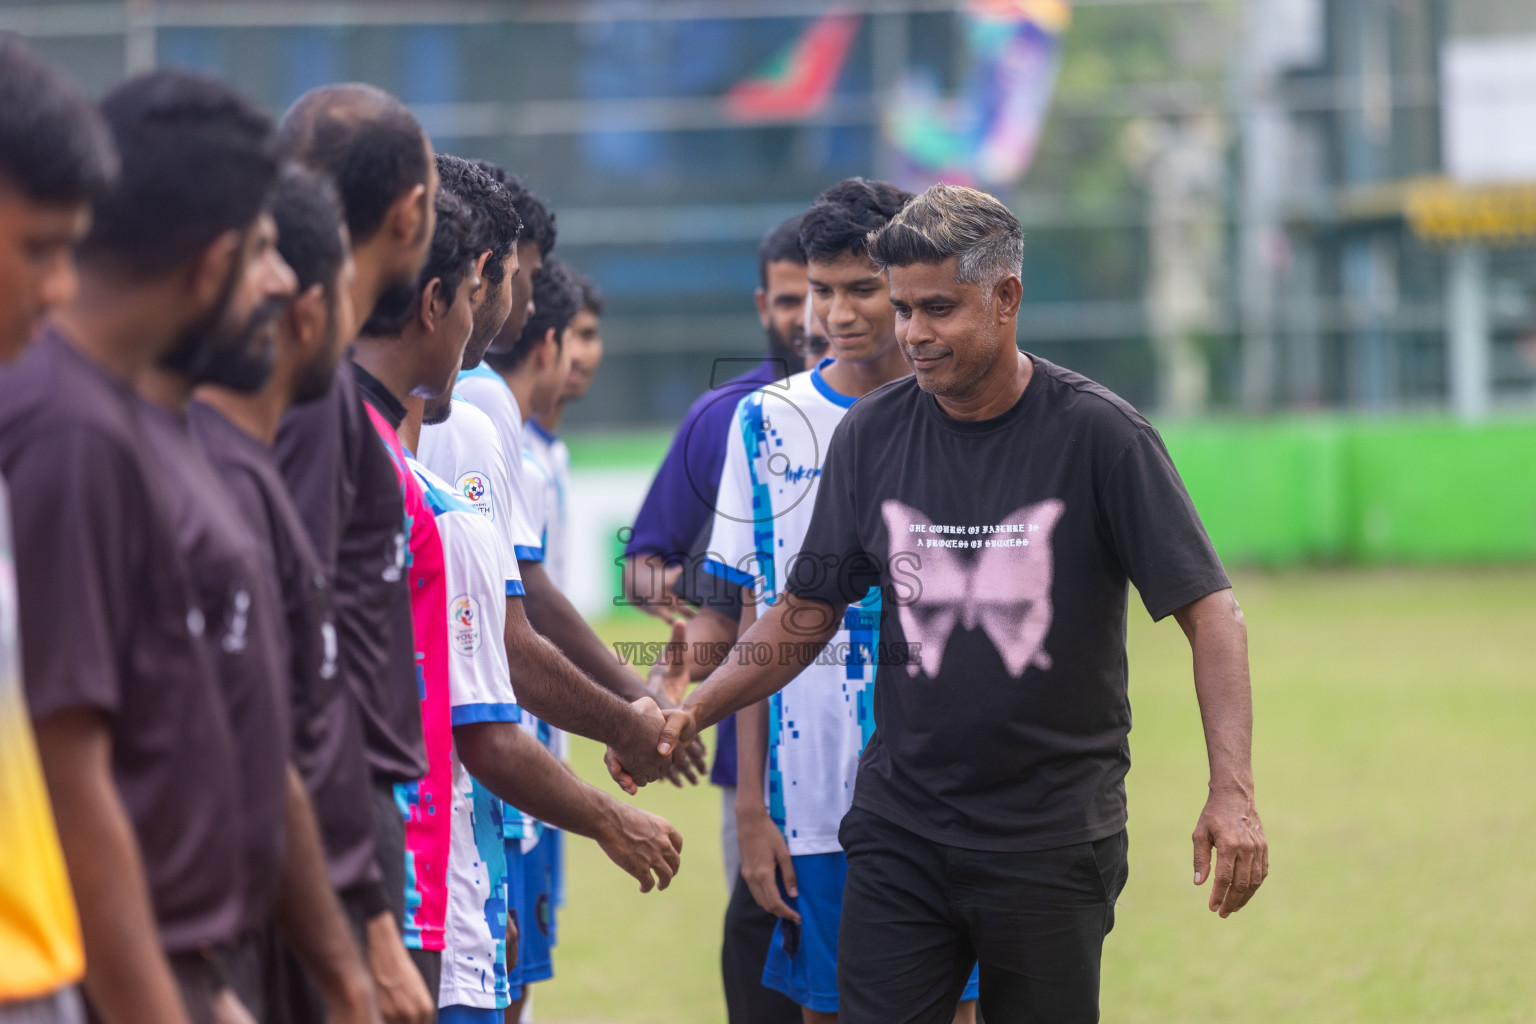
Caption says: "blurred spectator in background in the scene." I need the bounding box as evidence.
[798,292,830,371]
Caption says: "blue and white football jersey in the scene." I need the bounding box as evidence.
[416,403,534,852]
[705,360,881,857]
[406,457,521,1010]
[419,395,541,577]
[454,367,544,564]
[522,419,569,591]
[514,453,564,852]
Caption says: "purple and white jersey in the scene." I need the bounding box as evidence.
[704,362,880,857]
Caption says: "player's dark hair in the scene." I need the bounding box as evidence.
[471,161,556,258]
[271,164,345,297]
[277,83,429,244]
[572,267,604,316]
[360,189,478,338]
[798,178,914,265]
[758,214,806,288]
[867,184,1025,291]
[435,153,522,288]
[79,69,276,279]
[484,256,579,373]
[0,34,117,204]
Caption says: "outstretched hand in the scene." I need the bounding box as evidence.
[647,619,692,705]
[604,696,672,793]
[605,706,701,795]
[643,627,709,788]
[597,802,684,893]
[657,707,699,760]
[1192,787,1268,917]
[633,564,696,626]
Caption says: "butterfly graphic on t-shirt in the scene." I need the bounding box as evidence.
[881,498,1064,679]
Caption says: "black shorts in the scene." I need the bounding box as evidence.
[837,806,1129,1024]
[407,948,441,1008]
[721,872,801,1024]
[265,885,378,1024]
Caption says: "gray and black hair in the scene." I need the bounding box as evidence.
[866,184,1023,292]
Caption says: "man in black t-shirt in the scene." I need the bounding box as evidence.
[127,73,381,1024]
[191,166,379,1024]
[629,185,1269,1024]
[1,69,278,1024]
[271,83,443,1024]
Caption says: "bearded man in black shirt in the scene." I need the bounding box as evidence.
[623,184,1268,1024]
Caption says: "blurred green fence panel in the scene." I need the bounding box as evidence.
[1343,420,1536,562]
[1164,418,1536,565]
[1160,420,1350,565]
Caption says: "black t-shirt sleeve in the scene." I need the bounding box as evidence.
[785,415,877,609]
[275,381,355,571]
[12,425,138,720]
[1099,426,1230,621]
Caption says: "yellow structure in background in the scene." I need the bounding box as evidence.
[1405,178,1536,246]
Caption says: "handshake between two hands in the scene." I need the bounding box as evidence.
[605,698,704,796]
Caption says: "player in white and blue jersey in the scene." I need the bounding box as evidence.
[525,264,604,594]
[406,432,685,1024]
[458,192,700,818]
[512,454,562,992]
[521,265,603,954]
[404,455,525,1022]
[707,179,979,1022]
[521,419,569,591]
[464,254,698,1019]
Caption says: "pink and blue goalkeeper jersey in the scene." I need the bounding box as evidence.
[366,405,450,952]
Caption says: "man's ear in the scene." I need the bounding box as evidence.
[995,274,1023,322]
[754,286,770,330]
[471,250,492,303]
[538,327,559,369]
[288,282,327,354]
[390,183,429,244]
[417,277,444,332]
[187,228,242,312]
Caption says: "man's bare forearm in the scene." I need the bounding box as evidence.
[455,722,619,842]
[521,560,650,701]
[683,593,843,732]
[731,595,769,817]
[35,711,192,1024]
[733,699,770,818]
[685,606,737,682]
[1175,589,1255,791]
[503,595,646,749]
[271,768,374,1019]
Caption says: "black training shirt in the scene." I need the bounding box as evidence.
[276,360,424,783]
[191,401,380,892]
[0,329,245,952]
[788,354,1230,852]
[141,401,291,931]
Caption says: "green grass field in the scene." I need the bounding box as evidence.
[535,569,1536,1023]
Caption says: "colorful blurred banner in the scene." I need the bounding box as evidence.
[725,11,863,123]
[885,0,1071,189]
